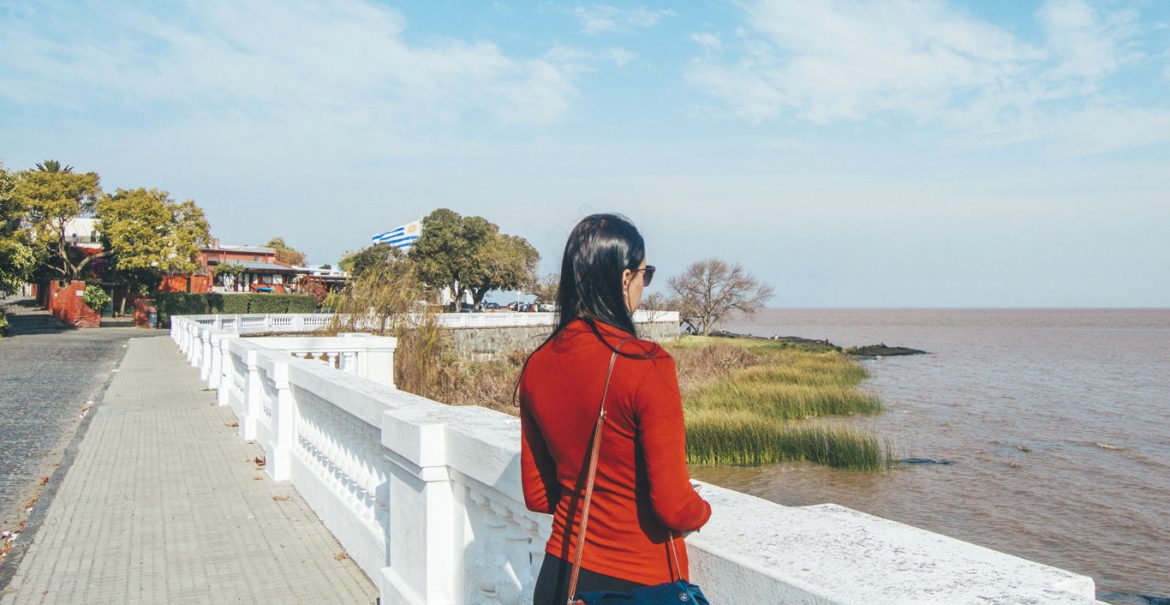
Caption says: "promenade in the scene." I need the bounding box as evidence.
[0,299,137,532]
[0,333,376,604]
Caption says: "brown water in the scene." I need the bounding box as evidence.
[690,309,1170,603]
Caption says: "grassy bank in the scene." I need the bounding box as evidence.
[392,331,892,471]
[667,337,892,471]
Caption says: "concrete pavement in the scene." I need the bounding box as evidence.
[0,298,136,531]
[0,335,376,604]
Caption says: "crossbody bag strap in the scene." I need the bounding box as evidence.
[566,340,629,605]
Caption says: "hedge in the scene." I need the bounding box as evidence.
[156,292,319,327]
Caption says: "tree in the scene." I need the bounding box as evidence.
[411,209,491,308]
[35,160,73,173]
[14,160,102,280]
[0,164,38,296]
[96,188,211,312]
[411,209,539,310]
[529,273,559,305]
[639,291,674,321]
[339,243,404,278]
[264,237,307,267]
[668,258,774,336]
[465,234,539,308]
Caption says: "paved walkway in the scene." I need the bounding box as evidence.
[0,298,137,530]
[0,335,376,604]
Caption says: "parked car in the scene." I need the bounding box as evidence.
[483,302,501,310]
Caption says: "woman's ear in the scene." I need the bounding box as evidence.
[621,268,633,289]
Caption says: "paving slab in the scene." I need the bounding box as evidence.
[0,335,376,604]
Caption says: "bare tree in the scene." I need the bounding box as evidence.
[639,291,673,321]
[668,258,774,336]
[529,273,559,305]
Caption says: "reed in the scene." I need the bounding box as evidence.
[667,336,892,471]
[685,410,893,470]
[687,382,882,419]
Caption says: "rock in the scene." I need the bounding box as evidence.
[846,344,928,357]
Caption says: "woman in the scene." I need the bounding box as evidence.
[519,214,711,604]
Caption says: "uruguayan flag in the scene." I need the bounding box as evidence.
[371,219,422,250]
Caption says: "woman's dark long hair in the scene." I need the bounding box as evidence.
[514,214,654,405]
[552,213,644,344]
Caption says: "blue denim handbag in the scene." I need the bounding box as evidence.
[576,580,710,604]
[568,349,711,605]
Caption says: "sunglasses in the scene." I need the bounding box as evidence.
[634,265,655,287]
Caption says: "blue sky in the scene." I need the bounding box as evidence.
[2,0,1168,307]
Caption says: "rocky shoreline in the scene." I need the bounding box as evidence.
[708,329,928,357]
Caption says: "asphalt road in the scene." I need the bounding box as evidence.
[0,297,139,529]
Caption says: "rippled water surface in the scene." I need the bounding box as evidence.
[689,309,1170,601]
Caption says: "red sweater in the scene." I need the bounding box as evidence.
[519,319,711,585]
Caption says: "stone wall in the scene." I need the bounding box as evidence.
[446,319,680,361]
[47,280,101,328]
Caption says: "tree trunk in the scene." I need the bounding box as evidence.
[471,287,488,310]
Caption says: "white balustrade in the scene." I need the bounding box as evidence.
[169,310,679,336]
[169,315,1103,605]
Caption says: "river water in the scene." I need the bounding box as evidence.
[689,309,1169,603]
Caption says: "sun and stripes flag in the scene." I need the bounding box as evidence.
[371,219,422,251]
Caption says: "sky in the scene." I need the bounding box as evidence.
[1,0,1168,307]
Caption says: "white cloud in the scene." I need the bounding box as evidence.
[1044,105,1170,155]
[606,47,637,68]
[0,0,578,127]
[571,4,675,34]
[690,32,722,51]
[686,0,1169,153]
[688,0,1041,124]
[1038,0,1140,80]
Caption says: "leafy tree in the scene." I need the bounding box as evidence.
[96,188,211,312]
[338,243,404,278]
[0,164,38,296]
[668,258,774,336]
[411,208,538,310]
[411,209,491,308]
[529,273,560,305]
[264,237,307,267]
[465,233,539,308]
[14,160,103,280]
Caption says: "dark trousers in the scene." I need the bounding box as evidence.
[533,554,647,605]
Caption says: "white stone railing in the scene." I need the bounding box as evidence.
[170,314,1103,605]
[172,310,679,336]
[432,309,679,328]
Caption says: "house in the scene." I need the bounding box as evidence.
[64,217,103,252]
[198,240,311,294]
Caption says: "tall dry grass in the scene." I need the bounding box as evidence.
[685,410,892,470]
[666,336,892,470]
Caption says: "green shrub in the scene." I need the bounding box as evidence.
[153,292,317,326]
[220,294,251,314]
[0,313,9,337]
[83,285,112,312]
[286,295,317,313]
[247,294,290,314]
[155,293,209,327]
